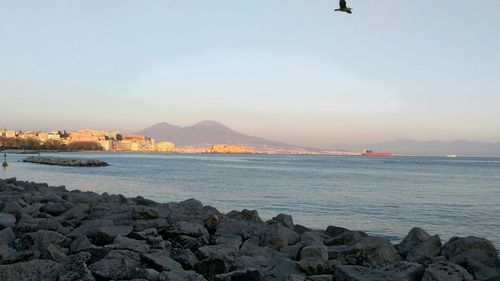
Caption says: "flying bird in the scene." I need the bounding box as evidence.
[335,0,352,14]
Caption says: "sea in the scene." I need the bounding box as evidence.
[2,152,499,248]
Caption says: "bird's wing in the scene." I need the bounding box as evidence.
[339,0,347,9]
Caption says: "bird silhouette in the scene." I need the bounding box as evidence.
[335,0,352,14]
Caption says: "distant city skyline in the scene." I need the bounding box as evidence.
[1,0,500,147]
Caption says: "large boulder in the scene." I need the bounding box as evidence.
[406,235,442,264]
[442,236,499,280]
[336,261,424,281]
[324,230,368,246]
[421,261,474,281]
[89,249,149,280]
[0,259,60,281]
[261,222,289,251]
[273,214,294,229]
[398,227,431,257]
[0,213,16,229]
[131,206,159,220]
[161,221,209,240]
[330,237,402,266]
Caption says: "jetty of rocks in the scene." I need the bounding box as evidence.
[23,156,109,167]
[0,177,498,281]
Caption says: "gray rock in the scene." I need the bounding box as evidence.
[131,205,159,220]
[299,258,328,275]
[0,227,15,246]
[332,236,402,266]
[398,227,431,257]
[215,269,264,281]
[0,259,60,281]
[173,248,200,270]
[236,255,302,281]
[336,262,424,281]
[40,202,71,216]
[22,230,71,250]
[68,219,114,238]
[89,249,145,280]
[162,221,209,239]
[227,209,263,223]
[422,261,474,281]
[141,253,183,271]
[0,213,16,229]
[325,226,349,237]
[306,275,333,281]
[442,236,498,266]
[301,231,328,246]
[195,255,230,279]
[261,222,289,250]
[406,234,441,264]
[107,235,150,253]
[300,245,329,261]
[159,269,207,281]
[91,225,133,245]
[273,214,294,229]
[58,252,95,281]
[324,230,368,246]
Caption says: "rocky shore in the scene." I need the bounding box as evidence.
[0,177,498,281]
[23,156,109,167]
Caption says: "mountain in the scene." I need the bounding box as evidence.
[137,120,293,148]
[331,139,500,157]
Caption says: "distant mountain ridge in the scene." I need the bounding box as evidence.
[137,120,293,148]
[332,139,500,157]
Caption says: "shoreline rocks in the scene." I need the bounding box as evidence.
[0,177,499,281]
[22,156,109,167]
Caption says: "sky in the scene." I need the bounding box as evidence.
[1,0,500,147]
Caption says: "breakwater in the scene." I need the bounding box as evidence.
[0,177,498,281]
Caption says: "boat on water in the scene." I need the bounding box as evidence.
[446,154,457,158]
[362,149,393,157]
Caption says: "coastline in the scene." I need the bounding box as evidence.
[0,177,498,280]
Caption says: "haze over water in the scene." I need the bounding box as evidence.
[2,152,499,248]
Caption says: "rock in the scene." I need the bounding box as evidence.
[324,230,368,246]
[90,225,133,245]
[306,275,333,281]
[0,213,16,229]
[58,252,95,281]
[406,234,441,264]
[227,209,263,223]
[398,227,431,257]
[442,236,498,266]
[422,261,474,281]
[0,227,15,246]
[162,221,209,240]
[173,248,200,270]
[215,269,265,281]
[442,236,499,280]
[300,245,329,261]
[273,214,294,229]
[159,269,207,281]
[236,255,302,281]
[332,237,402,266]
[141,253,183,271]
[107,235,150,253]
[67,219,114,238]
[131,205,159,220]
[23,156,109,167]
[89,249,145,280]
[22,230,71,250]
[336,262,424,281]
[378,261,425,280]
[299,258,328,275]
[195,255,230,279]
[325,226,349,237]
[40,202,71,216]
[301,231,328,246]
[0,259,60,281]
[261,222,289,250]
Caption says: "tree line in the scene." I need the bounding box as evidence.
[0,137,103,151]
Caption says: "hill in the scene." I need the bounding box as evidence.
[331,139,500,157]
[137,120,293,148]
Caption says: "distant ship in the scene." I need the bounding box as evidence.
[446,154,457,158]
[362,149,394,157]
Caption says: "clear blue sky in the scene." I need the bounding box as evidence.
[1,0,499,147]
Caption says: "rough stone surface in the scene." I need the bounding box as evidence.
[0,177,498,281]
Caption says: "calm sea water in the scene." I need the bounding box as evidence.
[2,152,500,248]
